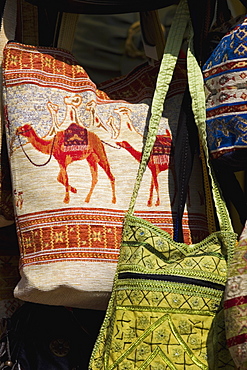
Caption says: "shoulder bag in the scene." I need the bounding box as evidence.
[1,0,210,309]
[203,13,247,227]
[89,0,237,368]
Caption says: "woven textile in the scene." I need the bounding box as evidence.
[2,41,208,309]
[0,0,16,227]
[224,221,247,369]
[89,0,237,368]
[203,15,247,159]
[90,217,236,369]
[202,14,247,230]
[203,14,247,368]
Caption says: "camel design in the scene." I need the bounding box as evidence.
[16,123,116,204]
[113,106,144,151]
[46,95,83,136]
[86,100,118,139]
[46,102,60,136]
[47,96,119,144]
[117,129,176,207]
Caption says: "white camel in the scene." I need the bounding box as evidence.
[86,100,118,139]
[113,106,144,151]
[46,95,83,136]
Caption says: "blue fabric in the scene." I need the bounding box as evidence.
[203,17,247,69]
[203,15,247,156]
[206,113,247,153]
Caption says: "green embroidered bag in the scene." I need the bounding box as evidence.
[89,0,237,368]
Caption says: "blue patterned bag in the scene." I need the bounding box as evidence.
[203,14,247,226]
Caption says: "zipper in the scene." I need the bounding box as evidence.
[118,272,225,291]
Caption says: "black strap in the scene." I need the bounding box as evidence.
[212,152,247,226]
[188,0,217,64]
[24,0,179,14]
[37,5,61,47]
[173,86,198,242]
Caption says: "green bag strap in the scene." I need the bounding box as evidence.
[127,0,234,234]
[127,0,189,214]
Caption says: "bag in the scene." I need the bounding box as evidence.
[204,15,247,367]
[0,302,105,369]
[203,14,247,227]
[1,22,209,308]
[89,0,237,368]
[224,221,247,369]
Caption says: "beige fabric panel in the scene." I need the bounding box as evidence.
[57,13,79,51]
[0,0,17,227]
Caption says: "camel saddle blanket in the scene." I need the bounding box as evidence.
[64,124,88,152]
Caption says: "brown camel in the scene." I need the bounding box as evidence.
[117,130,176,207]
[16,123,116,204]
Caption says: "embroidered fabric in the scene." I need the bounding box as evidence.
[203,15,247,227]
[89,0,237,368]
[224,232,247,370]
[1,19,209,309]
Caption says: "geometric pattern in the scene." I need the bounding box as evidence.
[16,208,207,267]
[203,14,247,369]
[1,41,209,308]
[90,214,237,369]
[203,16,247,158]
[224,236,247,369]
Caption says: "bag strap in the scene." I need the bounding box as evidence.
[173,86,198,242]
[127,0,234,234]
[139,10,165,62]
[57,13,79,51]
[127,0,189,214]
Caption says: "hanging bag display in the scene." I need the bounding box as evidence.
[89,0,237,368]
[1,0,211,309]
[203,13,247,368]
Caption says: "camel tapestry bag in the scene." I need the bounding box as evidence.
[89,0,237,368]
[1,2,211,309]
